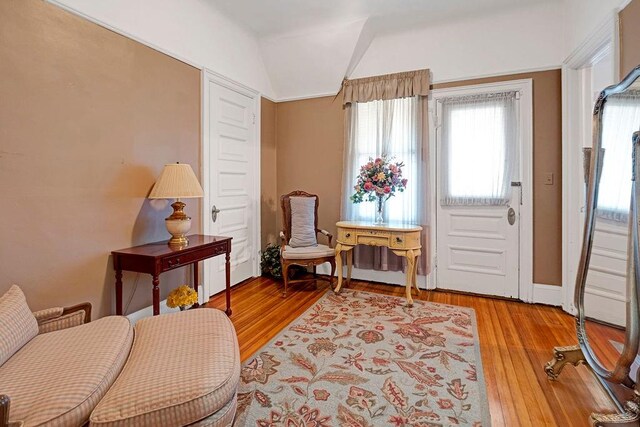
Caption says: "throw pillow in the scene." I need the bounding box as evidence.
[289,197,318,248]
[0,285,39,366]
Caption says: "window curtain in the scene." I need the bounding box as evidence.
[440,91,518,206]
[341,69,430,275]
[596,91,640,223]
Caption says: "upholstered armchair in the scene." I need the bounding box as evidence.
[279,191,336,297]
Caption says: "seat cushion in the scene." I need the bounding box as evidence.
[0,316,133,427]
[288,196,318,248]
[283,244,335,259]
[0,285,38,367]
[90,308,240,427]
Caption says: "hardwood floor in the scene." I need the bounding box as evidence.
[206,276,619,426]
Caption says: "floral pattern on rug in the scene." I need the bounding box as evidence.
[234,290,489,427]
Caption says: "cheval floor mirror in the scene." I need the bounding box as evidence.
[545,65,640,427]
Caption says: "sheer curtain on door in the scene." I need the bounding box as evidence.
[341,70,431,274]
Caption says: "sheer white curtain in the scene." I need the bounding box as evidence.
[440,91,518,206]
[341,96,429,273]
[597,92,640,223]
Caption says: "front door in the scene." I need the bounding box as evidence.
[435,88,521,298]
[203,72,257,297]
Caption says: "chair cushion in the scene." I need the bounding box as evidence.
[0,316,133,427]
[283,244,335,260]
[0,285,38,367]
[288,196,318,248]
[90,308,240,427]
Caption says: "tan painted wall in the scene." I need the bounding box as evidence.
[261,98,278,248]
[620,0,640,78]
[270,70,563,286]
[275,97,345,240]
[0,0,201,318]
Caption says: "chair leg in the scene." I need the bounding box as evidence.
[329,259,336,289]
[282,262,289,298]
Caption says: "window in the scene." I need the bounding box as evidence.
[597,93,640,222]
[440,91,518,206]
[345,96,422,224]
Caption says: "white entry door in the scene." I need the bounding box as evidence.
[203,71,258,298]
[434,83,530,298]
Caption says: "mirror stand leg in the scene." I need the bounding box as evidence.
[544,344,585,380]
[591,392,640,427]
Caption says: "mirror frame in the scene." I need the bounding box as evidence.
[575,65,640,385]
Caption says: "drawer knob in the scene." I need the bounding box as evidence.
[168,258,181,266]
[396,237,403,243]
[345,233,351,238]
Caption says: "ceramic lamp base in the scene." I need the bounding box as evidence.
[165,200,192,246]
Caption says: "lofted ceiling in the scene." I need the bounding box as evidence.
[209,0,561,38]
[208,0,564,100]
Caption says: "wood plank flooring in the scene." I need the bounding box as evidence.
[206,276,619,426]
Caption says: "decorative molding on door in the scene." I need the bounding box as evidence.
[201,68,261,298]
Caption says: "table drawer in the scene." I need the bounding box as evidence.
[338,228,357,244]
[357,235,390,247]
[162,250,202,270]
[390,231,421,249]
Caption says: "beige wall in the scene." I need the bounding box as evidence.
[260,98,278,248]
[0,0,201,318]
[269,70,563,286]
[620,0,640,78]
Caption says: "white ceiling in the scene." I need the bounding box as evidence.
[209,0,561,38]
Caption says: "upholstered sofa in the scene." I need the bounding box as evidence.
[0,285,240,427]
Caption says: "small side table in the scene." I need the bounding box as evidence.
[112,234,232,316]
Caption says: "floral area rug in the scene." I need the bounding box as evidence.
[234,289,490,427]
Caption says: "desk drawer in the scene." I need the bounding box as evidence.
[338,228,357,245]
[357,235,390,247]
[390,231,421,249]
[162,250,202,270]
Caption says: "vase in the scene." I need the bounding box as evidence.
[375,195,385,224]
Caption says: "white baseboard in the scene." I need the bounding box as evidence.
[126,285,204,325]
[315,264,428,290]
[532,283,563,306]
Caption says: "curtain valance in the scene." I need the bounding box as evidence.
[342,69,430,105]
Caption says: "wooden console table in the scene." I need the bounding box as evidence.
[112,234,232,316]
[334,221,422,306]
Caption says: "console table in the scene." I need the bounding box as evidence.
[334,221,422,306]
[112,234,232,316]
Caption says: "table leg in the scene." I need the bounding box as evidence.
[346,248,353,285]
[413,250,422,294]
[115,268,123,315]
[405,249,415,307]
[225,250,232,316]
[152,274,160,316]
[334,243,343,293]
[193,262,200,308]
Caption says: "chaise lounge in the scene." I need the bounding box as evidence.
[0,285,240,427]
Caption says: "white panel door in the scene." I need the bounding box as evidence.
[437,202,519,297]
[204,75,257,297]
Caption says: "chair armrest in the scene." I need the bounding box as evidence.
[34,303,92,334]
[1,395,10,427]
[317,229,333,246]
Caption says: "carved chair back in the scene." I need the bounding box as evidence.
[280,190,319,245]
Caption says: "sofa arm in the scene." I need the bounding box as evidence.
[34,303,92,334]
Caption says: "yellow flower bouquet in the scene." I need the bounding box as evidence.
[166,285,198,311]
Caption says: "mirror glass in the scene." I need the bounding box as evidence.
[583,80,640,374]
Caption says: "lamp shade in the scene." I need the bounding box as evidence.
[148,163,204,199]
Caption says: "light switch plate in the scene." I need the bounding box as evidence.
[544,172,554,185]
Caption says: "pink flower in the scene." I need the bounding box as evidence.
[374,157,382,164]
[363,182,374,191]
[383,185,391,194]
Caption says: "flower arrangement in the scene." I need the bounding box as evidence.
[166,285,198,310]
[351,155,407,223]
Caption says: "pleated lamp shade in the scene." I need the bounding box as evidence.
[148,163,204,199]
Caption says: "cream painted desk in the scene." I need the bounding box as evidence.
[334,221,423,306]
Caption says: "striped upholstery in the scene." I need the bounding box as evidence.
[32,307,64,322]
[37,310,86,334]
[0,285,38,367]
[90,309,240,427]
[0,316,133,427]
[187,395,237,427]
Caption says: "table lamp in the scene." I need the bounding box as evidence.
[148,163,204,246]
